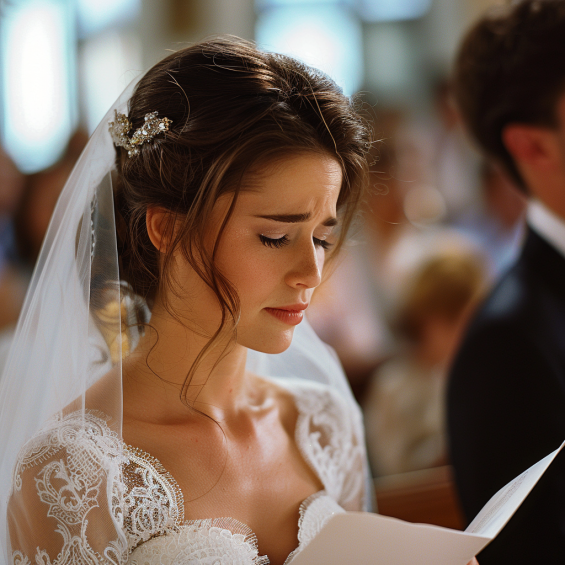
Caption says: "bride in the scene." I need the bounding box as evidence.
[1,37,370,565]
[0,37,479,565]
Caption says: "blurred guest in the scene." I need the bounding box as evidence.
[458,161,526,276]
[308,109,479,400]
[447,2,565,563]
[429,79,481,222]
[0,147,24,255]
[477,161,526,272]
[0,131,87,375]
[362,108,480,328]
[401,79,481,225]
[364,252,485,476]
[308,109,405,397]
[14,131,88,269]
[0,147,25,332]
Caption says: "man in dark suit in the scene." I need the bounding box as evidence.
[447,1,565,563]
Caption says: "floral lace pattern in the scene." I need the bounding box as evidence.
[287,379,365,510]
[9,381,364,565]
[128,518,269,565]
[123,446,185,553]
[9,411,128,565]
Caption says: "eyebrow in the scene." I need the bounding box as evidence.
[255,213,338,227]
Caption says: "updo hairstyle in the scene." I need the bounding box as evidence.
[114,37,371,347]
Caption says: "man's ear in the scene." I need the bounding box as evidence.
[146,207,176,253]
[502,124,558,170]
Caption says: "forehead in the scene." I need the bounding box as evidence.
[239,153,343,212]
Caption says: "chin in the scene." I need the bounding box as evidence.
[242,327,296,355]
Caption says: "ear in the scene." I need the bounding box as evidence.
[502,124,558,170]
[146,207,175,253]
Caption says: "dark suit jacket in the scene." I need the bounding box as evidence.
[448,228,565,564]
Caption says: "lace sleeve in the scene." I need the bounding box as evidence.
[7,412,128,565]
[292,381,367,512]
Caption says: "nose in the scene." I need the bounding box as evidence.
[284,241,323,289]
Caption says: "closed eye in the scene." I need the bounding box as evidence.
[259,234,290,248]
[313,237,332,250]
[259,234,333,251]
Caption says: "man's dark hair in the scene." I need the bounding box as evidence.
[453,0,565,190]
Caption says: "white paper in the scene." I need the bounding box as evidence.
[291,441,565,565]
[291,512,490,565]
[466,442,564,538]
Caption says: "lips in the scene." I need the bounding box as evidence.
[264,304,308,326]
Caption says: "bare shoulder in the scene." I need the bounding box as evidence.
[61,366,121,418]
[246,371,299,433]
[248,373,350,433]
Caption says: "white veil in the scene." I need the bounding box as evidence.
[0,54,371,564]
[0,79,136,563]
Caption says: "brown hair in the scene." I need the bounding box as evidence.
[453,0,565,190]
[398,253,486,343]
[114,37,371,399]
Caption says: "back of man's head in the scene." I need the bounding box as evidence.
[454,0,565,191]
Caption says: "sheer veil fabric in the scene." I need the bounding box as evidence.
[0,78,138,564]
[0,70,371,564]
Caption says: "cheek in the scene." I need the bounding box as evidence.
[215,236,283,306]
[317,247,326,270]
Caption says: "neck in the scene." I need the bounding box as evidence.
[520,165,565,221]
[529,191,565,222]
[122,301,250,424]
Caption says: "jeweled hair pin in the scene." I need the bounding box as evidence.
[109,110,172,157]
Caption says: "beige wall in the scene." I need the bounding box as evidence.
[140,0,255,68]
[464,0,506,25]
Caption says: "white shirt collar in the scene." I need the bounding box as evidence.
[527,199,565,258]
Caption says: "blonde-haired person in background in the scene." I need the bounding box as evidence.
[364,251,486,476]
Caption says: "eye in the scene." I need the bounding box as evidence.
[259,234,290,248]
[313,237,333,250]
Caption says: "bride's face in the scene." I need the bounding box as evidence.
[172,152,342,354]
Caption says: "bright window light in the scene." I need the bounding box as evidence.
[1,0,75,173]
[256,0,346,9]
[356,0,432,21]
[77,0,140,38]
[256,5,363,97]
[80,30,142,133]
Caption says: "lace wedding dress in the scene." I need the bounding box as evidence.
[0,51,372,565]
[8,378,366,565]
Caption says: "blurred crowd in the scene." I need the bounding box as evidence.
[0,132,88,367]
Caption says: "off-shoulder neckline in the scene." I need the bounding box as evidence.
[124,378,334,565]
